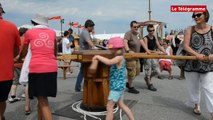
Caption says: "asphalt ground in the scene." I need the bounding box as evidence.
[4,64,212,120]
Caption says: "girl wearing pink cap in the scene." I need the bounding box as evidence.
[92,37,134,120]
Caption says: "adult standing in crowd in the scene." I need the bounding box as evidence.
[19,14,57,120]
[17,28,32,115]
[0,3,21,120]
[62,30,73,74]
[143,24,166,91]
[124,21,150,94]
[8,28,29,103]
[183,10,213,119]
[68,28,75,49]
[172,37,185,80]
[75,19,95,92]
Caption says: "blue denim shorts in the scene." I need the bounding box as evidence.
[108,90,124,102]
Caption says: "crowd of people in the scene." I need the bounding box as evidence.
[0,2,213,120]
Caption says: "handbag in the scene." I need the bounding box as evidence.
[19,46,31,85]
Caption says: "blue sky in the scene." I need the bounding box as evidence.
[1,0,213,34]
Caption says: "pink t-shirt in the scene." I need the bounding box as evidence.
[24,27,57,73]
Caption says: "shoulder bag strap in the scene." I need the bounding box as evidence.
[190,26,195,40]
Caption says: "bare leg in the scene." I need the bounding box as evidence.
[37,96,52,120]
[179,66,185,79]
[117,99,134,120]
[0,101,6,120]
[24,85,31,113]
[10,85,18,96]
[38,103,42,120]
[127,78,133,88]
[168,67,173,80]
[69,60,73,73]
[65,62,70,74]
[211,113,213,120]
[105,101,115,120]
[169,70,173,79]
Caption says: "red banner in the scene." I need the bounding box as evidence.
[69,21,84,28]
[48,16,61,20]
[170,5,207,12]
[80,26,84,28]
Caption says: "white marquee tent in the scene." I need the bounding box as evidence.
[18,24,63,37]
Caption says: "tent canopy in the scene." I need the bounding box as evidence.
[138,19,165,27]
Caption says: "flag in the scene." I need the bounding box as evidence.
[48,16,61,20]
[79,25,84,29]
[73,22,79,28]
[73,22,79,26]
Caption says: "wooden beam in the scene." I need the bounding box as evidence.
[124,53,209,60]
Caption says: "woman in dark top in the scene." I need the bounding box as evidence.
[183,9,213,118]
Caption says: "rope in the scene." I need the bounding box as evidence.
[71,100,122,120]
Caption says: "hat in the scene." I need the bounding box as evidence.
[0,3,5,13]
[31,14,48,26]
[108,37,124,49]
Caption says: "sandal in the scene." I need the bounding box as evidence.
[169,76,173,80]
[193,107,201,115]
[25,110,31,115]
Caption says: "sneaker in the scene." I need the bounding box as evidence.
[148,84,157,91]
[128,87,140,94]
[8,97,21,103]
[21,93,25,98]
[75,89,83,92]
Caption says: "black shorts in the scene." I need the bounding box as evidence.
[0,80,12,102]
[28,72,57,99]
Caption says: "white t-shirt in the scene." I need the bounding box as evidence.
[62,37,72,54]
[159,46,172,62]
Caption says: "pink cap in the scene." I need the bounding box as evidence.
[108,37,124,49]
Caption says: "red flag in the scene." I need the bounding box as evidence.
[73,22,79,26]
[80,26,84,28]
[73,25,78,28]
[73,22,79,28]
[48,16,61,20]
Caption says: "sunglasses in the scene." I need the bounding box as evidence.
[192,13,203,18]
[148,29,155,32]
[133,26,139,29]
